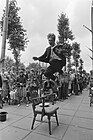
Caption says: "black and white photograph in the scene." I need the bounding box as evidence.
[0,0,93,140]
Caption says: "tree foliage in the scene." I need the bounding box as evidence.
[57,12,74,72]
[8,0,29,51]
[0,0,29,72]
[72,42,81,70]
[27,62,41,71]
[78,58,84,75]
[4,56,15,71]
[57,13,74,58]
[57,13,74,44]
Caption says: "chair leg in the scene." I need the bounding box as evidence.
[41,108,45,121]
[8,93,11,105]
[41,114,43,121]
[55,111,59,126]
[31,114,37,129]
[47,116,51,135]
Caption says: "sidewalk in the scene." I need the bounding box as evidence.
[0,89,93,140]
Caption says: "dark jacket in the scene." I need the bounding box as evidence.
[0,74,2,88]
[16,75,26,87]
[38,46,66,67]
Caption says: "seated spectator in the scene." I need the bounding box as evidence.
[43,77,58,102]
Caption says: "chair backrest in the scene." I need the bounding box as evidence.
[31,96,45,113]
[32,93,56,114]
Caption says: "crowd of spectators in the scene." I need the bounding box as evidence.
[0,66,89,108]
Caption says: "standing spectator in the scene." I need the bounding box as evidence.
[2,72,10,104]
[68,76,72,96]
[59,74,65,100]
[25,69,30,81]
[9,70,16,91]
[26,81,31,103]
[16,70,28,107]
[64,73,69,99]
[0,73,3,108]
[60,73,69,100]
[73,74,79,95]
[70,71,75,95]
[78,76,83,94]
[0,74,2,88]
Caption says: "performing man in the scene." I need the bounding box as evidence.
[33,33,66,81]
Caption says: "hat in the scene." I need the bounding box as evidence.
[19,70,23,73]
[30,68,34,72]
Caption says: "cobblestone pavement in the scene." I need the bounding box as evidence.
[0,89,93,140]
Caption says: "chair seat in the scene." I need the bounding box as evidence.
[35,104,59,114]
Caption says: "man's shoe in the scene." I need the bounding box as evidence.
[26,104,29,107]
[18,104,21,107]
[0,105,2,109]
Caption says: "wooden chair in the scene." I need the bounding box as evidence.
[31,93,59,135]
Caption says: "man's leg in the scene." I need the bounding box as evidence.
[44,65,56,81]
[45,59,65,81]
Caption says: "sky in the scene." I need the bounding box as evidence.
[0,0,92,72]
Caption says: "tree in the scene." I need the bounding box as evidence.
[0,0,29,73]
[78,58,84,76]
[57,13,74,44]
[27,62,41,71]
[72,42,81,73]
[79,58,84,68]
[57,12,74,72]
[4,56,15,71]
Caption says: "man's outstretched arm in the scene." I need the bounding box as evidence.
[33,48,49,62]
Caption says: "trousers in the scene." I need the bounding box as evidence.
[44,59,64,80]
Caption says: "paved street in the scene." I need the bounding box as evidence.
[0,89,93,140]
